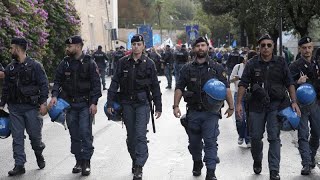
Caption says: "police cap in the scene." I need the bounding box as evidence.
[257,34,273,44]
[65,35,83,44]
[11,37,27,46]
[298,36,312,46]
[131,34,144,43]
[192,37,209,47]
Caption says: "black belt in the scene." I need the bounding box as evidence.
[67,96,89,103]
[187,104,207,112]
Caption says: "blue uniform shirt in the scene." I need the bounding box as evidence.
[51,54,102,105]
[107,53,162,112]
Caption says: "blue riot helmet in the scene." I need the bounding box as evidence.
[203,78,227,112]
[104,101,122,121]
[0,110,10,139]
[48,98,70,129]
[296,83,316,106]
[278,106,300,131]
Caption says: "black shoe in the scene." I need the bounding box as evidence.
[205,169,217,180]
[270,170,280,180]
[253,161,262,174]
[133,165,143,180]
[72,160,82,173]
[165,86,172,89]
[132,161,135,174]
[192,160,203,176]
[216,156,220,164]
[81,160,91,176]
[301,165,311,175]
[35,153,45,169]
[310,158,316,169]
[8,165,25,176]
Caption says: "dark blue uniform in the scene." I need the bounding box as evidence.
[107,53,162,168]
[239,55,294,173]
[51,54,101,161]
[176,56,228,171]
[173,48,189,85]
[163,48,173,88]
[93,50,108,89]
[289,57,320,168]
[0,57,48,166]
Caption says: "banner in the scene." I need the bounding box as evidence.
[186,25,199,44]
[137,25,153,49]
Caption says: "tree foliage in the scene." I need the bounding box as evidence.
[0,0,80,79]
[198,0,320,46]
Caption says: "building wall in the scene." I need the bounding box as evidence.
[74,0,118,51]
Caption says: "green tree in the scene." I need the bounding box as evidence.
[0,0,48,64]
[43,0,80,80]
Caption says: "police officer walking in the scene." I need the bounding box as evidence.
[236,34,301,180]
[163,45,173,89]
[93,45,108,90]
[289,37,320,175]
[173,37,234,180]
[173,44,189,86]
[49,35,102,176]
[113,46,125,75]
[107,34,162,180]
[0,37,49,176]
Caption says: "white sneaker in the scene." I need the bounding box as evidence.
[238,138,244,145]
[246,143,251,148]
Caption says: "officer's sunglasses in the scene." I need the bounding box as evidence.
[260,43,273,48]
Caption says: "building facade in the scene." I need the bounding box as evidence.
[74,0,118,51]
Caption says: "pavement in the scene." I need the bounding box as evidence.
[0,76,319,180]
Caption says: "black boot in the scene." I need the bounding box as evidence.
[301,165,311,175]
[205,169,217,180]
[35,153,45,169]
[8,165,25,176]
[192,160,203,176]
[253,161,262,174]
[270,170,280,180]
[310,158,316,169]
[133,165,143,180]
[81,160,91,176]
[132,161,135,174]
[72,160,82,173]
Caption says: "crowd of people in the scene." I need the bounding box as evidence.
[0,33,320,180]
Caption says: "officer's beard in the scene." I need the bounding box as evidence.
[11,53,19,60]
[196,51,208,58]
[66,50,76,57]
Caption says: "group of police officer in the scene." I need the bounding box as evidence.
[0,33,320,180]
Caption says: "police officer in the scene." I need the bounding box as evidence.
[0,37,49,176]
[163,45,173,89]
[173,44,189,85]
[226,48,240,81]
[93,45,108,90]
[173,37,234,180]
[289,37,320,175]
[113,46,125,75]
[107,34,162,180]
[236,34,301,180]
[49,35,102,176]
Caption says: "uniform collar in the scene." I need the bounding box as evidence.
[128,53,146,63]
[257,54,276,63]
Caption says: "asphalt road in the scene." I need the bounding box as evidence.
[0,76,319,180]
